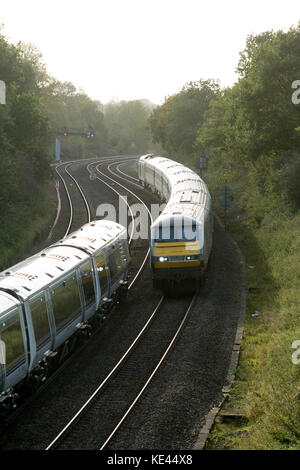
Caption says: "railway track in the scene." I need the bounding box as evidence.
[0,155,243,452]
[45,291,198,450]
[54,155,150,289]
[86,158,154,289]
[52,155,137,241]
[0,155,152,434]
[53,162,91,239]
[45,157,199,450]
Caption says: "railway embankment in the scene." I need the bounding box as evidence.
[204,180,300,449]
[0,179,57,271]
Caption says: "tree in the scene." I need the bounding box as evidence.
[104,100,155,154]
[149,79,220,160]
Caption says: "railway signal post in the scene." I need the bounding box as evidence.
[0,80,6,105]
[197,156,207,178]
[55,126,95,161]
[220,185,231,230]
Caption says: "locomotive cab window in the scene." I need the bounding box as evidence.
[154,221,197,242]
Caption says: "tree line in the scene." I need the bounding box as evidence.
[148,23,300,225]
[0,30,156,261]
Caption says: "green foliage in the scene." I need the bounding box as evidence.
[199,24,300,218]
[42,79,109,159]
[0,33,53,265]
[103,99,156,155]
[149,79,220,161]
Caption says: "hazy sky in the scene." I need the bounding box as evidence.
[1,0,300,105]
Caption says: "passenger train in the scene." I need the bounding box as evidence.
[138,154,213,290]
[0,220,130,417]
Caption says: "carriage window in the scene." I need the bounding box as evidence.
[79,260,95,307]
[0,310,25,372]
[50,274,81,331]
[95,252,109,296]
[29,295,51,348]
[108,245,123,285]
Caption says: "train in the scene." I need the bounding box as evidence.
[0,220,130,417]
[138,154,213,290]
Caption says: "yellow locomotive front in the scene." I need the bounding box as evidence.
[150,215,205,290]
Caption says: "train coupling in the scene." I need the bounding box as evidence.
[76,322,92,339]
[0,389,19,416]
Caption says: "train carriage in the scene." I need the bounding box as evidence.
[139,154,213,290]
[0,220,130,416]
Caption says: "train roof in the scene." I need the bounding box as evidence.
[140,155,211,227]
[0,220,127,301]
[0,245,90,301]
[139,154,210,197]
[0,290,21,317]
[151,204,205,230]
[54,220,127,254]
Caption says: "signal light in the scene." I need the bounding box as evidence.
[87,126,95,138]
[63,127,68,137]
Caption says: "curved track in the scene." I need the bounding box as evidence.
[46,291,198,450]
[0,155,245,452]
[45,157,201,450]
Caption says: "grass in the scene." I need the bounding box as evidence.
[0,183,56,270]
[202,165,300,450]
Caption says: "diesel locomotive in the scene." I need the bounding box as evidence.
[138,154,213,290]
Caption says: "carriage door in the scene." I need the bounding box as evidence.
[95,252,109,298]
[0,339,4,393]
[0,308,27,390]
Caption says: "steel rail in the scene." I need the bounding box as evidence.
[45,156,160,450]
[107,162,145,185]
[45,295,164,450]
[86,162,136,244]
[54,163,73,238]
[54,155,137,237]
[114,160,140,183]
[44,157,197,451]
[64,163,91,223]
[94,161,153,289]
[99,289,198,450]
[95,162,153,222]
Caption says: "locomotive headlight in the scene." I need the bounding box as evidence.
[154,256,168,262]
[185,255,199,261]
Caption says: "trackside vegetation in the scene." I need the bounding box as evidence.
[149,24,300,449]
